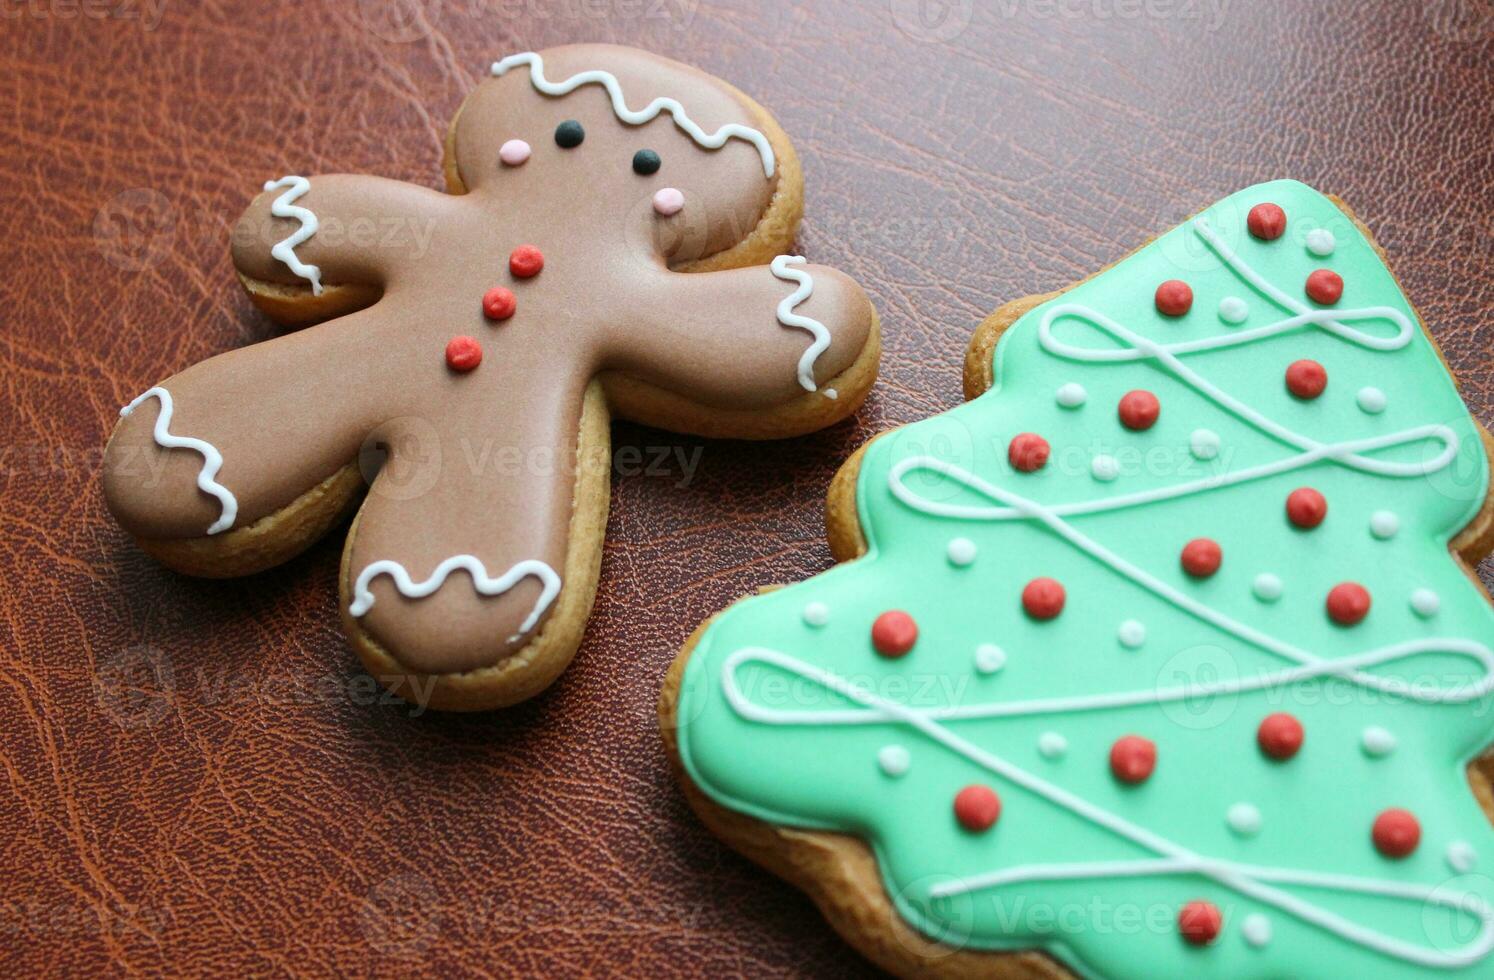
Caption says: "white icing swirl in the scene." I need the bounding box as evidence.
[349,556,560,642]
[491,52,776,178]
[119,387,237,535]
[262,176,323,295]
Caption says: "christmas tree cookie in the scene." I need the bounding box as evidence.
[663,181,1494,978]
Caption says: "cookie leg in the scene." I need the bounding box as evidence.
[339,379,610,711]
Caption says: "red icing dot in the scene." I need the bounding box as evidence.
[1327,582,1371,625]
[1306,269,1343,305]
[1372,808,1421,859]
[1180,538,1222,578]
[509,244,544,278]
[953,785,1002,832]
[1110,735,1157,784]
[1285,359,1328,399]
[1022,578,1065,620]
[1118,390,1161,431]
[1257,712,1305,761]
[1247,202,1287,241]
[1155,280,1194,317]
[1008,433,1050,472]
[871,610,917,657]
[444,336,482,372]
[1178,901,1223,946]
[482,286,516,321]
[1286,487,1328,529]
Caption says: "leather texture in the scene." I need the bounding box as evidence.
[4,0,1492,974]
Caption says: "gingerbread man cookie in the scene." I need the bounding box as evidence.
[103,44,880,711]
[665,181,1494,978]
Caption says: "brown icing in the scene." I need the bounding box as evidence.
[103,44,874,674]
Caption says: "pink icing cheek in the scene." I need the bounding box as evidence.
[499,139,531,166]
[652,187,685,216]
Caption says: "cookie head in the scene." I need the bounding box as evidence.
[453,44,782,263]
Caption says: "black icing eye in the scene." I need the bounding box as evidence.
[554,120,584,148]
[632,149,661,175]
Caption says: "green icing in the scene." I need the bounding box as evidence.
[676,181,1494,978]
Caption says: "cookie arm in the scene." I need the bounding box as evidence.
[602,260,876,420]
[231,174,457,295]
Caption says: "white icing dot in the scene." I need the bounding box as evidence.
[1091,454,1120,482]
[1369,511,1400,540]
[1362,726,1397,758]
[947,537,977,567]
[1410,588,1441,618]
[1448,840,1478,873]
[802,601,829,627]
[1305,228,1336,257]
[1056,382,1087,408]
[1190,429,1221,461]
[1218,296,1249,325]
[877,745,910,777]
[1117,620,1146,649]
[1356,387,1387,414]
[1242,913,1272,948]
[1227,802,1262,837]
[822,388,838,401]
[1252,574,1283,603]
[1038,732,1068,759]
[974,644,1006,674]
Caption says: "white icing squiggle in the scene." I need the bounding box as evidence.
[491,52,776,178]
[770,256,833,396]
[119,387,237,535]
[720,647,1494,968]
[350,556,561,642]
[262,175,323,296]
[887,456,1494,706]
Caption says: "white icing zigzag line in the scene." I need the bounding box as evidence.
[491,52,776,179]
[1036,301,1448,477]
[349,556,561,643]
[119,387,238,535]
[893,427,1456,523]
[721,647,1494,969]
[770,256,833,396]
[888,455,1494,705]
[262,175,323,296]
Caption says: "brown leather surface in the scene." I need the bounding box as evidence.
[4,1,1491,974]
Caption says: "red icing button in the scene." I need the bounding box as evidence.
[1118,390,1161,431]
[482,286,516,321]
[1286,487,1328,529]
[1327,582,1371,625]
[1110,735,1157,784]
[871,610,918,657]
[1257,712,1305,761]
[1285,359,1328,399]
[444,336,482,372]
[1155,280,1193,317]
[1008,433,1050,472]
[509,244,544,278]
[1180,538,1222,578]
[1178,901,1223,946]
[1247,202,1287,241]
[954,785,1002,832]
[1022,578,1065,620]
[1306,269,1343,305]
[1372,808,1421,859]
